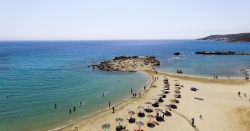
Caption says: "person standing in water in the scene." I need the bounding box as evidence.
[109,101,111,107]
[54,104,57,109]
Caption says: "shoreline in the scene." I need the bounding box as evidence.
[158,68,247,80]
[53,70,250,131]
[158,71,248,84]
[50,71,154,131]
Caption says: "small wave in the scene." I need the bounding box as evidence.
[240,65,250,76]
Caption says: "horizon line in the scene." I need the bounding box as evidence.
[0,38,196,42]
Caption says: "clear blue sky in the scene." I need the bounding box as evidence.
[0,0,250,40]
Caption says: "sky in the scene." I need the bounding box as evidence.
[0,0,250,40]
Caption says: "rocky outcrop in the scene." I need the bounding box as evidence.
[174,52,180,56]
[198,33,250,42]
[92,56,160,72]
[195,51,250,55]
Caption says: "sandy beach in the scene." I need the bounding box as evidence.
[57,71,250,131]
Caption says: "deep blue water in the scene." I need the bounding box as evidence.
[0,40,250,131]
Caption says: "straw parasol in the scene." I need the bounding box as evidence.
[145,102,152,108]
[128,111,135,116]
[174,94,181,98]
[175,90,180,93]
[136,121,144,131]
[155,109,163,112]
[158,94,163,97]
[170,99,179,103]
[146,114,155,122]
[175,87,181,90]
[101,123,111,129]
[136,121,144,126]
[147,114,155,119]
[137,106,144,113]
[168,104,177,109]
[145,102,152,105]
[116,118,123,122]
[153,98,158,101]
[115,118,123,126]
[137,106,144,109]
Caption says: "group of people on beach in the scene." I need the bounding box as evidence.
[154,76,159,81]
[213,75,219,79]
[238,91,247,97]
[237,91,250,101]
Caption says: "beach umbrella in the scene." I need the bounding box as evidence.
[163,90,170,94]
[115,118,123,126]
[153,98,158,101]
[101,123,111,129]
[137,106,144,109]
[137,106,144,113]
[147,114,155,119]
[136,121,144,131]
[168,104,177,109]
[158,94,163,97]
[145,102,152,108]
[146,114,155,122]
[145,102,152,105]
[175,90,180,93]
[128,111,135,116]
[174,94,181,98]
[155,109,163,112]
[175,87,181,90]
[170,99,179,103]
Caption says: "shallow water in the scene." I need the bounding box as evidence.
[0,40,250,131]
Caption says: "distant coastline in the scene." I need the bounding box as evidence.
[195,51,250,55]
[198,33,250,42]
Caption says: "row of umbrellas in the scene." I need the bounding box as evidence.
[101,78,180,130]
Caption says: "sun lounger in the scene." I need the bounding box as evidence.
[127,117,136,123]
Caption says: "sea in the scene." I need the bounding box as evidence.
[0,40,250,131]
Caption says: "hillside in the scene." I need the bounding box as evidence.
[198,33,250,42]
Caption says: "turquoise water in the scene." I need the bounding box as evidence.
[0,40,250,131]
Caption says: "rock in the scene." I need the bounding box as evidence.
[195,51,250,55]
[174,52,180,56]
[92,56,160,72]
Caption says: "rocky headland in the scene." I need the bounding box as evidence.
[195,51,250,55]
[92,56,160,72]
[198,33,250,42]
